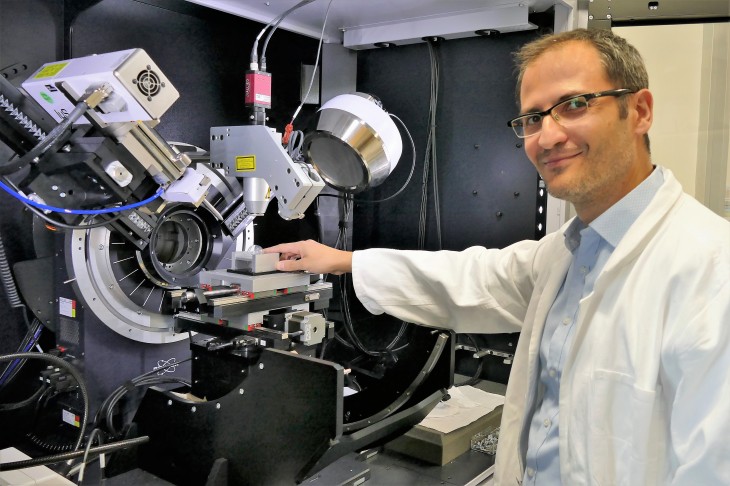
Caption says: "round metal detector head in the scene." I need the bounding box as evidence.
[304,93,402,194]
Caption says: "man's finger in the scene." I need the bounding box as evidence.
[263,243,291,254]
[276,259,302,272]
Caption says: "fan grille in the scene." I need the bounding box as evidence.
[135,69,161,97]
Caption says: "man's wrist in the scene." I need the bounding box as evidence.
[339,250,354,274]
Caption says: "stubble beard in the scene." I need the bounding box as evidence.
[542,141,634,211]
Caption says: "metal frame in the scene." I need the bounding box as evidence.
[587,0,730,30]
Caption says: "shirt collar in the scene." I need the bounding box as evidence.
[563,217,585,253]
[563,166,665,251]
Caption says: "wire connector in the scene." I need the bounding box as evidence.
[282,123,294,145]
[81,83,114,110]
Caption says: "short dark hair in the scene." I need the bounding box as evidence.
[515,29,651,151]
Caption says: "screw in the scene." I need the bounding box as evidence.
[496,211,503,218]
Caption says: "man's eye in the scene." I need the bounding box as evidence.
[563,98,588,111]
[525,114,542,126]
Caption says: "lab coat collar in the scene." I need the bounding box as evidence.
[599,166,682,277]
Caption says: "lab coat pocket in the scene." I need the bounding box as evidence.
[587,370,656,485]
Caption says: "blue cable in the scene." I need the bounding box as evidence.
[0,325,42,387]
[0,180,164,215]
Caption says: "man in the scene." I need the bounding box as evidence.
[265,29,730,484]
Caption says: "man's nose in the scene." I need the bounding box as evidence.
[537,115,568,149]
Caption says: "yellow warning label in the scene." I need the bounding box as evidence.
[34,62,69,79]
[236,155,256,172]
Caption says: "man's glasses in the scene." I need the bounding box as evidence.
[507,89,636,138]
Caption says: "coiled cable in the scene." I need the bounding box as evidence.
[0,353,88,452]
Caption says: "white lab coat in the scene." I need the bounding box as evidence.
[352,168,730,485]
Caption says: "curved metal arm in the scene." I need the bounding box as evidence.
[343,331,450,433]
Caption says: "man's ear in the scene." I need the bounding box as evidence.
[632,88,653,137]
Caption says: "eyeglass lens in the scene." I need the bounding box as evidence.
[514,96,590,137]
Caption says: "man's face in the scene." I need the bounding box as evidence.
[519,41,641,221]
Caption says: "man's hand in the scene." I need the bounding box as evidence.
[263,240,353,275]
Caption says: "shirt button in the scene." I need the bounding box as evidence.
[543,418,550,428]
[562,317,571,326]
[526,467,535,477]
[548,368,557,378]
[580,265,588,274]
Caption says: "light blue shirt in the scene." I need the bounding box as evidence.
[522,167,665,485]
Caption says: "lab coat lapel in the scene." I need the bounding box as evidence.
[519,243,572,455]
[565,169,684,372]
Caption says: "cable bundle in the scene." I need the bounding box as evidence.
[94,358,191,438]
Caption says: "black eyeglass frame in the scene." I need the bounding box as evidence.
[507,88,637,138]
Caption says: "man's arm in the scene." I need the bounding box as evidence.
[263,240,352,275]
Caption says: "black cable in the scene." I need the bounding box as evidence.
[0,436,149,471]
[27,203,124,230]
[0,383,48,411]
[330,195,411,357]
[316,193,346,200]
[103,376,190,437]
[0,353,88,452]
[0,319,42,389]
[419,39,442,250]
[456,334,483,387]
[94,358,192,437]
[0,99,88,175]
[1,175,124,230]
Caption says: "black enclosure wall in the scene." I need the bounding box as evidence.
[353,31,543,253]
[342,31,545,384]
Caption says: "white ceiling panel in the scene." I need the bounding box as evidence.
[185,0,567,47]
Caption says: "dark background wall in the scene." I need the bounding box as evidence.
[353,32,541,253]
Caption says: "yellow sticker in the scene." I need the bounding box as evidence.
[34,62,69,79]
[236,155,256,172]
